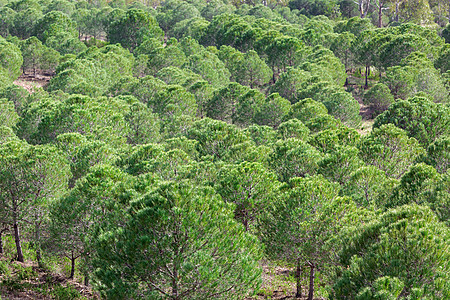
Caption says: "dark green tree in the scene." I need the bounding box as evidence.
[107,9,163,52]
[93,182,263,299]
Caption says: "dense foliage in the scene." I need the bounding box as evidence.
[0,0,449,299]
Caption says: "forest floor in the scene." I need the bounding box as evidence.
[13,74,50,93]
[0,257,323,300]
[346,74,376,135]
[249,261,325,300]
[0,257,97,299]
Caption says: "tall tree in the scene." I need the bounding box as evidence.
[0,142,69,262]
[216,162,280,231]
[107,9,163,52]
[260,175,361,300]
[333,204,450,299]
[93,182,263,299]
[359,124,425,179]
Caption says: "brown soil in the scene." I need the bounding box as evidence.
[0,259,97,300]
[13,74,51,93]
[346,75,376,135]
[247,261,324,300]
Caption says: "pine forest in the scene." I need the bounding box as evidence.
[0,0,449,298]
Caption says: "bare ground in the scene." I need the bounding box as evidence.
[0,258,98,300]
[13,74,51,93]
[346,75,375,135]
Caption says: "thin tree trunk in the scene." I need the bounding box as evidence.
[0,230,3,255]
[172,253,179,299]
[365,65,369,88]
[307,264,315,300]
[13,220,24,262]
[70,252,75,279]
[84,273,89,286]
[395,2,399,22]
[243,217,249,232]
[295,258,302,298]
[378,3,383,27]
[35,224,42,267]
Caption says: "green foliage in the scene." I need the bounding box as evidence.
[20,36,60,75]
[0,125,18,144]
[333,204,450,299]
[0,37,22,85]
[435,44,450,74]
[170,16,210,40]
[51,284,81,300]
[151,84,197,137]
[276,119,310,141]
[35,11,77,43]
[184,49,231,88]
[238,50,273,89]
[206,82,249,124]
[269,138,323,182]
[311,127,360,153]
[269,67,311,103]
[156,66,202,87]
[319,145,363,185]
[48,45,134,96]
[108,75,166,105]
[344,165,389,208]
[45,32,87,56]
[216,161,280,231]
[253,93,291,128]
[322,90,361,128]
[10,7,43,39]
[373,96,450,147]
[135,38,187,76]
[0,141,70,262]
[423,135,449,173]
[387,163,441,208]
[187,118,249,160]
[0,98,19,128]
[289,0,339,18]
[93,182,263,299]
[2,2,450,299]
[363,83,395,117]
[286,97,328,123]
[383,52,448,103]
[124,100,161,145]
[0,85,28,116]
[107,9,163,52]
[359,124,425,179]
[18,94,129,147]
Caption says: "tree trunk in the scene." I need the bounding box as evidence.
[13,212,24,262]
[365,65,369,88]
[395,2,399,22]
[70,252,76,279]
[378,3,383,27]
[243,217,249,232]
[0,230,3,255]
[295,258,302,298]
[35,224,42,267]
[307,264,315,300]
[84,273,89,286]
[172,263,178,300]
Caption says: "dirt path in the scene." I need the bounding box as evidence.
[13,74,51,93]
